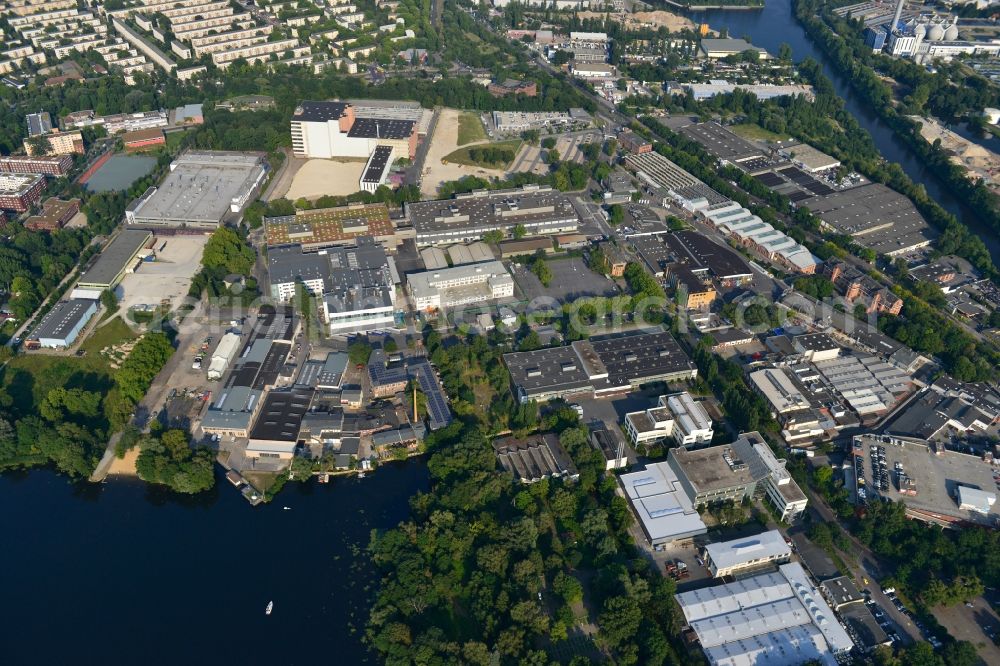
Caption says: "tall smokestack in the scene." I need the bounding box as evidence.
[891,0,905,32]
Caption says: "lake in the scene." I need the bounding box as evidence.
[0,461,429,665]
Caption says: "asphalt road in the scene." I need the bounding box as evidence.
[806,487,924,646]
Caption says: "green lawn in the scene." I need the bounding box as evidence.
[729,123,789,143]
[165,129,189,151]
[81,316,139,355]
[456,112,488,146]
[1,316,137,414]
[442,140,521,169]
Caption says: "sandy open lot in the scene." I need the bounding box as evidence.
[421,108,507,196]
[107,447,139,476]
[912,115,1000,190]
[64,211,88,229]
[576,10,696,32]
[114,235,209,317]
[284,158,367,200]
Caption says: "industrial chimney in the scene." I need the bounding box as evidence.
[891,0,906,33]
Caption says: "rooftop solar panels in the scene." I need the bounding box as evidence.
[808,182,835,196]
[755,172,784,187]
[788,190,812,202]
[783,167,813,183]
[408,357,452,430]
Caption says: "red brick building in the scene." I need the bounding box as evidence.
[25,197,81,231]
[0,173,45,212]
[0,154,73,176]
[122,128,165,152]
[619,131,653,154]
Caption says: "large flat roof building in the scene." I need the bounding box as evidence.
[679,121,765,163]
[77,228,152,291]
[803,183,935,256]
[670,432,808,521]
[676,563,853,666]
[29,297,97,348]
[246,388,314,460]
[702,529,792,578]
[264,203,397,251]
[619,460,708,545]
[267,237,398,334]
[405,185,579,246]
[504,328,697,403]
[126,151,267,229]
[407,261,514,310]
[699,37,769,59]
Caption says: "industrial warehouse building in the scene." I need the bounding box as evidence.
[28,297,97,348]
[75,228,153,293]
[125,151,267,229]
[619,459,708,545]
[503,328,697,404]
[676,563,853,666]
[701,529,792,578]
[405,185,580,246]
[407,261,514,311]
[266,237,399,334]
[263,202,398,251]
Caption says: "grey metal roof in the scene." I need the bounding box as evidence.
[78,229,152,287]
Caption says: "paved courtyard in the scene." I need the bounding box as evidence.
[510,256,619,304]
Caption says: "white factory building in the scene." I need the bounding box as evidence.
[623,391,714,447]
[676,562,854,666]
[407,261,514,311]
[702,529,793,578]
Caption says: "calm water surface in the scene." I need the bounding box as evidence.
[1,461,429,665]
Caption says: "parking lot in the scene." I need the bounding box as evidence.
[115,235,209,317]
[854,438,1000,527]
[510,256,620,303]
[934,597,1000,663]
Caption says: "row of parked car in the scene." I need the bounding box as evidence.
[880,587,946,650]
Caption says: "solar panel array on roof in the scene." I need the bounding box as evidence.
[362,145,393,184]
[408,357,452,430]
[754,172,783,187]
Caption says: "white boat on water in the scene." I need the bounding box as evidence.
[282,506,291,510]
[265,601,273,615]
[357,472,366,479]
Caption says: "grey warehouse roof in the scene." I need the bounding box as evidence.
[78,228,152,287]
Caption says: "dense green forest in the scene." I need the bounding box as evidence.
[0,329,174,476]
[368,331,694,665]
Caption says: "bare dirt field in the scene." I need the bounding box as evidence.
[576,10,696,32]
[284,158,367,200]
[114,235,209,317]
[421,108,507,196]
[913,115,1000,190]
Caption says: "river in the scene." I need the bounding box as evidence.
[1,462,429,665]
[690,2,1000,261]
